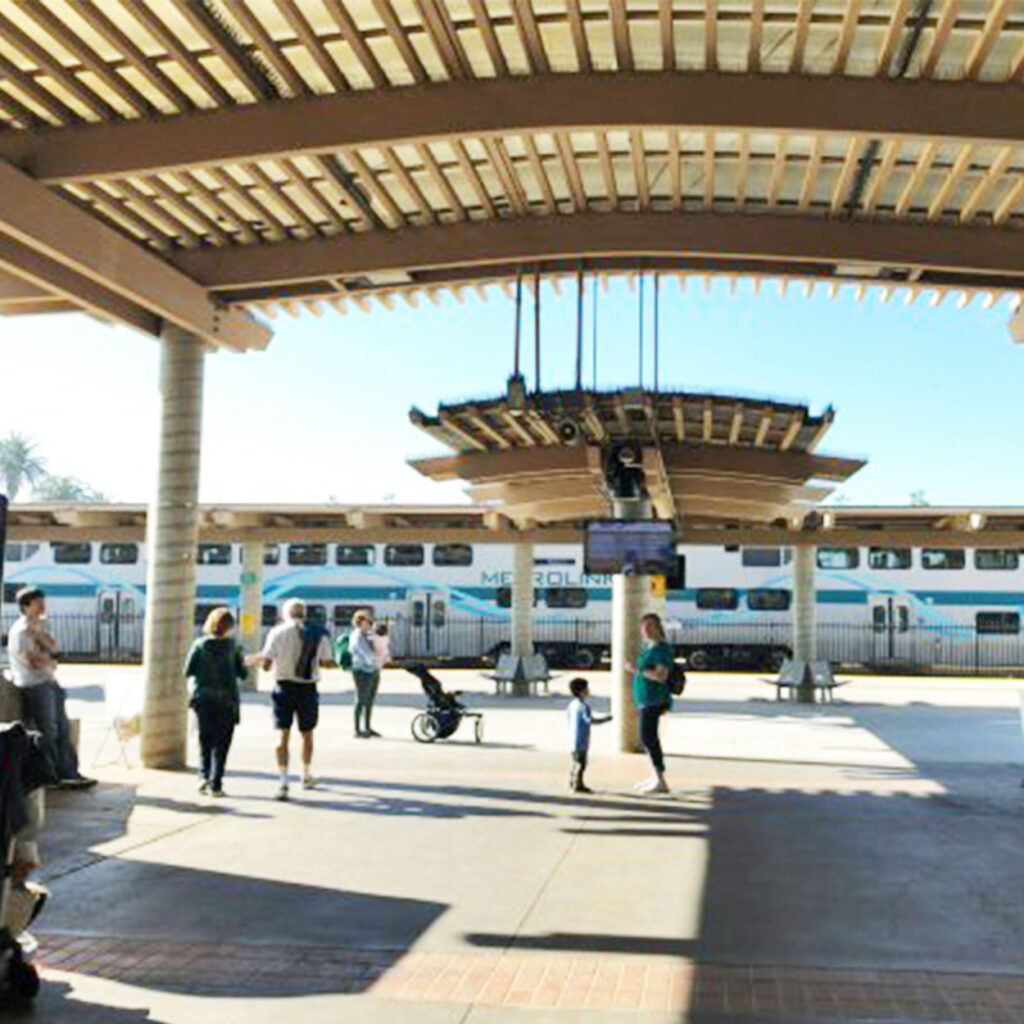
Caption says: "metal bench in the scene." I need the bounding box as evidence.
[482,653,554,696]
[762,658,850,703]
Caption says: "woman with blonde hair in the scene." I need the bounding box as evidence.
[626,612,674,794]
[184,607,246,796]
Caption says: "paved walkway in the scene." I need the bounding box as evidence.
[10,667,1024,1023]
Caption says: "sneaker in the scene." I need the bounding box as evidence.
[211,787,225,798]
[59,777,97,790]
[365,729,381,738]
[573,782,593,794]
[633,776,656,791]
[302,775,317,790]
[354,730,368,739]
[198,779,210,795]
[275,783,290,801]
[638,776,670,795]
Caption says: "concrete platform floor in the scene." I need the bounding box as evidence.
[10,666,1024,1023]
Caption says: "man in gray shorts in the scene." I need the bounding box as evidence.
[260,598,334,801]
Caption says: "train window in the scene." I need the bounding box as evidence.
[868,548,912,570]
[872,606,887,633]
[922,549,965,570]
[696,588,739,610]
[263,545,280,566]
[496,587,540,608]
[412,599,425,627]
[741,548,782,568]
[4,543,21,561]
[384,544,424,566]
[336,545,375,566]
[534,557,576,566]
[100,543,139,565]
[262,605,278,626]
[333,604,373,627]
[287,544,327,566]
[433,543,473,567]
[974,549,1020,571]
[52,542,92,564]
[546,587,588,609]
[747,588,791,611]
[3,583,18,604]
[976,611,1020,635]
[817,548,859,570]
[898,606,909,633]
[305,604,327,625]
[197,544,232,565]
[433,602,446,627]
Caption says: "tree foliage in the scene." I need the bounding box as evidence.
[0,432,47,500]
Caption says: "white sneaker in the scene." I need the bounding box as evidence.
[634,776,656,791]
[638,776,670,794]
[275,783,290,801]
[302,774,317,790]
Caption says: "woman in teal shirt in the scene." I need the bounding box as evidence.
[627,613,674,794]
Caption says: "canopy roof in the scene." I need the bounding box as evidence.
[6,500,1024,549]
[1,1,1024,343]
[409,387,863,525]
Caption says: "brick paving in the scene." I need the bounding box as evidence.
[37,934,1024,1020]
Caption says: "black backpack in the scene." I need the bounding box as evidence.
[668,661,687,696]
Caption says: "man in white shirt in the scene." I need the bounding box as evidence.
[260,598,333,801]
[7,588,95,789]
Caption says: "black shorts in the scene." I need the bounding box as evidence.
[272,681,319,733]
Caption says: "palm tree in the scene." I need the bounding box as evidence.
[0,432,46,500]
[33,475,106,502]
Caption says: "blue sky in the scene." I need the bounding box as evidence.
[1,279,1021,507]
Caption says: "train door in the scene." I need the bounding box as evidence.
[97,589,139,660]
[869,596,912,664]
[406,591,448,658]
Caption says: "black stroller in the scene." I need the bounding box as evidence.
[406,666,484,744]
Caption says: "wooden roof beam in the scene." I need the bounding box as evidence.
[18,74,1024,185]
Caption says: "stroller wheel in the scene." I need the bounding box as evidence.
[4,954,40,1002]
[411,712,439,743]
[474,717,484,744]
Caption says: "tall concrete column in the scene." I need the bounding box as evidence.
[141,327,205,768]
[611,573,645,753]
[239,542,264,692]
[793,545,817,703]
[510,542,534,696]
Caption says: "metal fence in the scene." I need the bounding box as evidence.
[3,612,1024,676]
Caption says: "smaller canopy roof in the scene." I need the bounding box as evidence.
[409,388,864,527]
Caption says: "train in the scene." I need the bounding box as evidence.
[3,535,1024,674]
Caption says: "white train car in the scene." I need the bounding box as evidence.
[3,537,1024,672]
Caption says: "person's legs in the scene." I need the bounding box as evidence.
[570,750,590,792]
[364,670,381,736]
[195,703,214,788]
[353,671,371,736]
[272,683,296,798]
[211,705,235,793]
[637,706,668,792]
[23,682,81,781]
[50,683,81,780]
[297,684,319,786]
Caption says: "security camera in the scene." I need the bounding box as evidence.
[604,444,646,500]
[556,418,582,444]
[617,446,638,467]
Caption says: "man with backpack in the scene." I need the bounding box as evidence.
[260,599,334,800]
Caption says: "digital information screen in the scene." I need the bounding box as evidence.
[584,520,677,577]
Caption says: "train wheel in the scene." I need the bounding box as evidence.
[573,647,597,670]
[474,717,484,744]
[688,649,711,671]
[411,713,439,743]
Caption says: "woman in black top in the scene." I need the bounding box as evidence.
[184,607,246,796]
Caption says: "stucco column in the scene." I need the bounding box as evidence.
[510,542,534,697]
[793,545,817,703]
[611,573,645,753]
[239,542,264,692]
[141,327,204,768]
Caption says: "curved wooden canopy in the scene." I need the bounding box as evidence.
[1,1,1023,340]
[409,388,864,527]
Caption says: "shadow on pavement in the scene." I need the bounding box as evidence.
[7,980,168,1024]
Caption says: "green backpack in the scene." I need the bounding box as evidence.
[335,632,353,671]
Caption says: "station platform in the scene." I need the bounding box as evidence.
[12,666,1024,1024]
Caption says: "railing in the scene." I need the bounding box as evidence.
[2,612,1023,676]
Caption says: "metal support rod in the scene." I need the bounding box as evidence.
[513,271,522,376]
[638,274,645,387]
[591,276,598,389]
[534,268,541,393]
[653,274,660,392]
[575,268,584,390]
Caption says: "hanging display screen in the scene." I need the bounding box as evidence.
[584,520,677,577]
